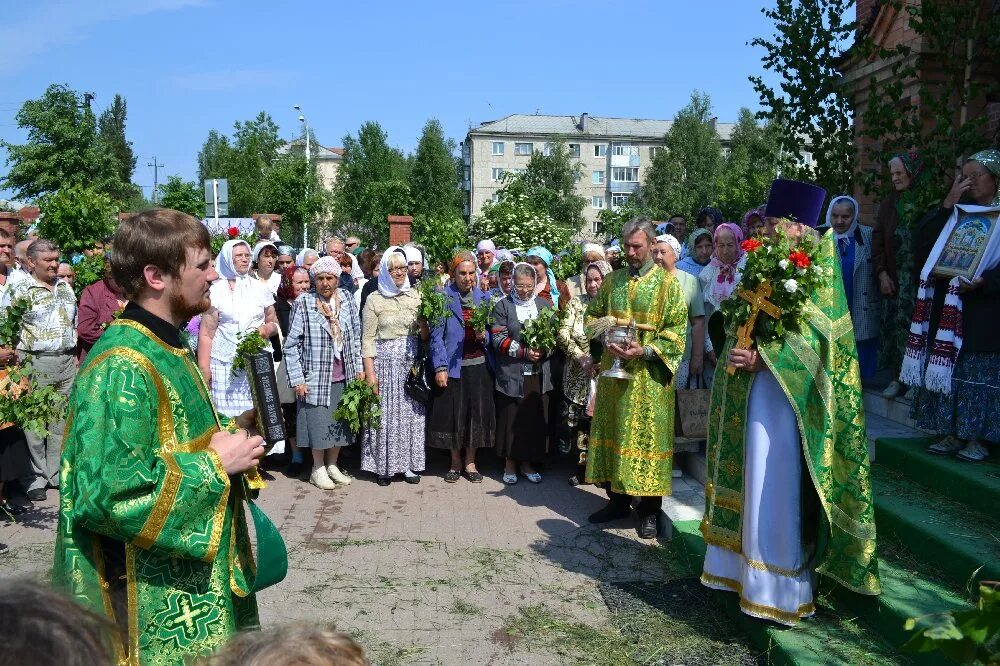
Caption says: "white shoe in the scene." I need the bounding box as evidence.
[327,465,352,485]
[310,467,336,490]
[881,381,903,398]
[672,469,683,478]
[902,386,915,401]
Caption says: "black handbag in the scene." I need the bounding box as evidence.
[404,343,433,404]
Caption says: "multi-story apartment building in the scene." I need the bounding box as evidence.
[462,113,735,232]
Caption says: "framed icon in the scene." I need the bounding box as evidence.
[932,207,1000,281]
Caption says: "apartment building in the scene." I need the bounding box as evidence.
[462,113,735,232]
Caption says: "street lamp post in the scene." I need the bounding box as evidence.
[294,104,311,248]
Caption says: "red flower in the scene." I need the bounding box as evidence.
[789,250,811,269]
[227,226,239,238]
[741,238,763,252]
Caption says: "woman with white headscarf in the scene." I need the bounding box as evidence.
[565,242,607,301]
[360,247,429,486]
[252,240,281,295]
[283,256,364,490]
[198,239,278,416]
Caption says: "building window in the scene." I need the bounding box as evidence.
[514,142,533,156]
[612,143,639,157]
[491,193,501,203]
[611,192,632,209]
[611,167,639,182]
[491,167,505,182]
[592,195,605,209]
[649,146,665,160]
[543,143,553,156]
[568,143,581,158]
[491,141,504,156]
[592,170,605,185]
[594,144,607,158]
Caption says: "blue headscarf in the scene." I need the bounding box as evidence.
[526,246,559,308]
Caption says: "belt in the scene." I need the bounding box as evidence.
[26,349,74,357]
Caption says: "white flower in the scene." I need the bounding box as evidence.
[779,259,789,269]
[784,279,798,293]
[797,267,806,276]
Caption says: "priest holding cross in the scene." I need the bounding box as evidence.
[700,179,881,625]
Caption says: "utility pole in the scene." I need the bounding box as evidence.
[294,105,311,247]
[148,157,164,204]
[83,92,95,110]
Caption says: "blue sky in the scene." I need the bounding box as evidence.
[0,0,782,200]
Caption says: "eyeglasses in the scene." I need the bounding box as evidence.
[388,266,408,274]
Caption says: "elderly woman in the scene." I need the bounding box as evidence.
[525,246,561,309]
[874,151,930,397]
[489,260,515,301]
[557,259,611,485]
[276,266,312,476]
[297,248,319,272]
[491,263,554,484]
[654,234,709,389]
[428,252,495,483]
[565,243,607,300]
[252,241,281,295]
[361,247,428,486]
[198,239,278,417]
[676,228,713,278]
[743,205,767,238]
[908,149,1000,463]
[283,257,364,489]
[698,223,745,351]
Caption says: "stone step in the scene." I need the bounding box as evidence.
[872,463,1000,586]
[863,388,921,431]
[669,520,929,666]
[874,434,1000,522]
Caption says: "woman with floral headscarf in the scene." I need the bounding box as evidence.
[698,222,745,353]
[873,151,933,397]
[742,205,767,238]
[198,239,279,417]
[557,260,611,485]
[907,149,1000,463]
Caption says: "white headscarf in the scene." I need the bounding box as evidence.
[347,253,364,281]
[581,242,605,258]
[252,240,278,264]
[217,240,252,280]
[296,248,319,267]
[656,233,683,260]
[826,195,860,240]
[377,246,411,298]
[509,261,539,323]
[403,245,422,266]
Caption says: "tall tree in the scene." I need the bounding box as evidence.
[1,84,121,201]
[408,119,462,219]
[158,175,203,217]
[260,154,326,248]
[640,91,723,220]
[197,129,233,183]
[521,141,586,230]
[331,121,410,245]
[97,93,137,201]
[716,108,790,220]
[750,0,855,198]
[194,113,280,217]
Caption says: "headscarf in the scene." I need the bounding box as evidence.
[377,246,411,298]
[476,239,497,255]
[217,240,252,280]
[450,250,477,275]
[687,228,712,250]
[581,242,605,258]
[495,248,514,263]
[346,252,364,281]
[969,148,1000,206]
[825,195,860,239]
[742,205,767,232]
[580,260,612,303]
[509,261,540,326]
[277,265,302,301]
[707,223,745,304]
[296,248,318,267]
[891,150,931,227]
[696,206,725,230]
[526,246,559,308]
[403,245,423,266]
[310,256,342,278]
[252,240,278,264]
[655,233,683,261]
[277,245,295,260]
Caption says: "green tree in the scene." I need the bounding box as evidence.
[37,184,117,253]
[749,0,855,197]
[409,119,462,219]
[640,91,723,220]
[197,129,233,182]
[716,108,789,220]
[260,154,326,248]
[331,121,410,245]
[469,174,573,251]
[412,213,468,265]
[1,84,121,201]
[194,113,280,217]
[158,175,203,217]
[97,94,137,202]
[521,141,586,230]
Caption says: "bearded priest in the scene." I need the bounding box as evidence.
[700,179,881,625]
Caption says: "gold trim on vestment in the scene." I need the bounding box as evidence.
[92,538,126,665]
[700,572,815,625]
[588,438,672,461]
[204,449,231,563]
[110,319,189,357]
[134,452,181,551]
[126,544,139,666]
[785,332,832,412]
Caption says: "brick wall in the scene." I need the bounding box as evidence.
[387,215,412,247]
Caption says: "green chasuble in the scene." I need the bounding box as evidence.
[585,263,688,496]
[54,318,260,666]
[701,231,881,596]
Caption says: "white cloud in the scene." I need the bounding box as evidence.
[166,67,301,93]
[0,0,207,78]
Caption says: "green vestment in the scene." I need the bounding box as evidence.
[585,264,688,495]
[53,318,260,666]
[701,232,881,597]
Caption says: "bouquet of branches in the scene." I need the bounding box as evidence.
[334,379,383,435]
[231,329,269,376]
[418,279,449,328]
[468,299,494,333]
[0,298,65,438]
[520,309,558,352]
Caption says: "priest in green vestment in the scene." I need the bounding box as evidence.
[53,209,275,665]
[585,217,688,539]
[700,180,880,626]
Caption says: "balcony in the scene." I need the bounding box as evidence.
[609,181,639,193]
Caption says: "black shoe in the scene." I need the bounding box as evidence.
[1,501,27,516]
[587,503,631,524]
[376,476,391,487]
[0,543,8,555]
[637,514,658,539]
[404,474,421,485]
[26,489,46,502]
[287,461,306,477]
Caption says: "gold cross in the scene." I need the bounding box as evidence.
[726,282,782,375]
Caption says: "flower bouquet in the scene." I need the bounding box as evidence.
[334,379,383,435]
[418,279,449,328]
[720,229,828,347]
[231,329,269,376]
[0,298,66,437]
[521,308,558,352]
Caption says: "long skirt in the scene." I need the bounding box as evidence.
[912,351,1000,443]
[210,357,254,418]
[495,374,548,461]
[0,426,31,483]
[427,362,495,450]
[361,337,426,476]
[702,369,816,626]
[297,380,351,450]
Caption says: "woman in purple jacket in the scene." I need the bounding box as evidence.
[427,251,495,483]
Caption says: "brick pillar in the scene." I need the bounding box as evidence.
[387,215,413,246]
[0,212,20,240]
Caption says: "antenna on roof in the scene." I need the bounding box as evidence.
[535,108,540,115]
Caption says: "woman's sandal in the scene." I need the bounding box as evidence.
[464,470,483,483]
[444,470,461,483]
[502,472,518,485]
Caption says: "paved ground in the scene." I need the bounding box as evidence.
[0,448,708,665]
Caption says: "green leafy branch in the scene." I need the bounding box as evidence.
[521,309,558,352]
[903,581,999,664]
[418,279,449,328]
[231,329,269,376]
[334,379,382,435]
[469,300,494,333]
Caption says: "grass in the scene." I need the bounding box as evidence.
[350,631,427,666]
[450,598,483,617]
